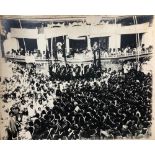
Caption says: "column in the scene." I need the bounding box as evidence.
[37,34,47,58]
[3,34,19,55]
[142,27,154,48]
[45,39,48,58]
[51,37,53,59]
[109,34,121,49]
[66,35,70,56]
[87,35,91,51]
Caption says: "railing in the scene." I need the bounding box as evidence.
[5,50,152,62]
[100,50,151,59]
[5,54,26,59]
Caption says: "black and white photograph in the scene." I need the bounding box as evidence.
[0,15,154,140]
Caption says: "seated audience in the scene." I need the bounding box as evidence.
[0,59,152,140]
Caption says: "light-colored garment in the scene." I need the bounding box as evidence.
[28,107,36,117]
[22,115,28,124]
[103,52,108,58]
[19,130,32,140]
[9,117,17,135]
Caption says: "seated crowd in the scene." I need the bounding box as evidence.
[101,45,153,57]
[0,60,152,140]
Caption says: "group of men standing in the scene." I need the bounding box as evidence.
[49,63,101,80]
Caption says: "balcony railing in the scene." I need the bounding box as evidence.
[5,49,152,63]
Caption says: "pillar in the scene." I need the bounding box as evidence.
[51,37,53,59]
[109,34,121,49]
[87,35,92,51]
[141,27,154,48]
[3,33,19,55]
[66,35,70,56]
[37,34,48,57]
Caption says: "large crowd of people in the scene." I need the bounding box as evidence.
[0,59,152,140]
[49,63,102,81]
[5,44,153,61]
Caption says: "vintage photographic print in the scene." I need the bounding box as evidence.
[0,15,154,140]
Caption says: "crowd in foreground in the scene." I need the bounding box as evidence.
[0,61,152,140]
